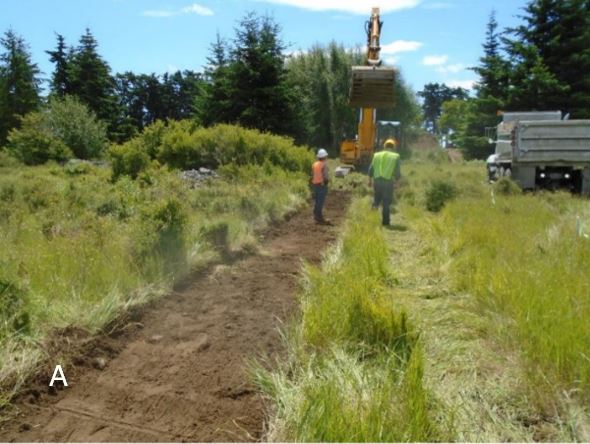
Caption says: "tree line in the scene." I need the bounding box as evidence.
[0,12,421,161]
[420,0,590,159]
[0,28,204,146]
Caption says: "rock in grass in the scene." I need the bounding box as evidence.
[93,357,107,370]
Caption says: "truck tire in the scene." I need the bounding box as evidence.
[582,168,590,196]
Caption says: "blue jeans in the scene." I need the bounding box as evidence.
[372,178,394,225]
[313,184,327,221]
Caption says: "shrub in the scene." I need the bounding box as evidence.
[494,176,521,195]
[109,139,151,180]
[5,113,72,165]
[140,120,168,159]
[154,122,314,172]
[4,97,108,165]
[47,96,108,159]
[425,179,458,212]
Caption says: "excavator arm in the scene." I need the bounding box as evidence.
[339,8,396,170]
[349,8,396,109]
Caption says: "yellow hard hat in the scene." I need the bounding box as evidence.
[384,139,397,149]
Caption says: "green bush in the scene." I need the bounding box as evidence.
[4,97,107,165]
[154,122,314,172]
[140,120,168,158]
[109,139,151,180]
[494,176,521,195]
[46,96,108,159]
[5,113,72,165]
[425,179,458,212]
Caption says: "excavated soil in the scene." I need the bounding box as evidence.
[0,191,350,442]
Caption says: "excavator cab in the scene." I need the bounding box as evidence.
[375,121,402,150]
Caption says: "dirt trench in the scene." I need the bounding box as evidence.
[0,191,350,442]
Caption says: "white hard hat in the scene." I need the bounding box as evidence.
[317,149,328,159]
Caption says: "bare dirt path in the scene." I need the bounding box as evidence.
[0,191,350,443]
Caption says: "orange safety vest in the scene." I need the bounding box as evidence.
[312,161,325,185]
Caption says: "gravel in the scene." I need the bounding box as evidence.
[180,167,219,188]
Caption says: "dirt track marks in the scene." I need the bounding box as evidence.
[1,191,350,442]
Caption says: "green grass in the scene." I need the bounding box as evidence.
[394,159,590,439]
[0,160,308,406]
[434,192,590,405]
[253,198,452,442]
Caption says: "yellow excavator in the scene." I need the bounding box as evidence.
[338,7,399,173]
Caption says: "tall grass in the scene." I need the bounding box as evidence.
[254,199,450,442]
[433,192,590,406]
[398,159,590,412]
[0,160,308,405]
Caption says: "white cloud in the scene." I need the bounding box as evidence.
[381,40,423,54]
[182,3,214,15]
[253,0,421,15]
[143,3,213,18]
[436,63,465,74]
[422,54,448,66]
[446,80,475,90]
[383,56,398,66]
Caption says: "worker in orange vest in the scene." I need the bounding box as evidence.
[310,149,330,224]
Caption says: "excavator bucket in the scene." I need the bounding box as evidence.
[349,66,395,108]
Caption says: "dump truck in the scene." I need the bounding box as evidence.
[487,111,590,195]
[338,7,396,173]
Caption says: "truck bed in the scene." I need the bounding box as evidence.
[515,120,590,164]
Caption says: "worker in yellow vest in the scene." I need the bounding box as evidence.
[368,139,401,226]
[310,149,330,224]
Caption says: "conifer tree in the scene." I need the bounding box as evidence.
[67,29,118,128]
[0,30,41,145]
[472,10,509,102]
[46,33,70,97]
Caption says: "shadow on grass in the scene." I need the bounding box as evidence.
[383,224,408,232]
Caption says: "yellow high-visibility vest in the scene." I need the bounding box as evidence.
[371,151,399,180]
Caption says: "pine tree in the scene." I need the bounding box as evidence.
[548,0,590,117]
[0,30,41,145]
[196,33,234,126]
[506,42,568,110]
[472,10,509,101]
[454,11,508,159]
[504,0,590,116]
[46,33,70,97]
[229,13,297,135]
[67,29,118,130]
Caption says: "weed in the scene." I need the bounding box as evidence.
[425,179,458,212]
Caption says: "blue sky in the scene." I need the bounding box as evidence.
[1,0,527,93]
